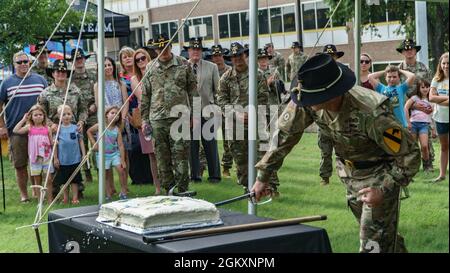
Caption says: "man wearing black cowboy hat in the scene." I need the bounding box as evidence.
[265,43,286,82]
[286,42,307,82]
[252,53,420,253]
[217,42,276,193]
[185,37,222,183]
[69,48,97,182]
[322,44,344,60]
[31,41,53,85]
[209,44,233,178]
[141,33,197,195]
[143,39,158,60]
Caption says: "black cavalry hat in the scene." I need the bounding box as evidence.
[210,44,229,56]
[46,59,72,79]
[396,39,421,53]
[257,48,272,60]
[183,37,208,50]
[152,33,171,49]
[322,44,344,59]
[291,53,356,107]
[30,41,52,56]
[67,48,91,62]
[291,41,303,49]
[225,42,249,58]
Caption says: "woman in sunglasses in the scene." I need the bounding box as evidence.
[360,53,374,90]
[130,48,161,195]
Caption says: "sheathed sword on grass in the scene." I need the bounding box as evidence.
[0,141,5,212]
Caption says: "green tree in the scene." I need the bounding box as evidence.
[324,0,449,72]
[0,0,93,65]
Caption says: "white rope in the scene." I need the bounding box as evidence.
[0,0,77,119]
[32,0,205,226]
[33,0,91,225]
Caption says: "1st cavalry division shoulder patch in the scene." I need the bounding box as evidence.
[383,128,402,153]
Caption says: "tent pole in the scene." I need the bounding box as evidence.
[248,0,258,216]
[97,0,105,205]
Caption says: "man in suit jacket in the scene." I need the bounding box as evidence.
[186,37,221,182]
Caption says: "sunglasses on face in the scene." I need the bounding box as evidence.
[360,60,371,64]
[16,60,29,65]
[135,56,147,63]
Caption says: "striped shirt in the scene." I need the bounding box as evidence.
[0,73,48,133]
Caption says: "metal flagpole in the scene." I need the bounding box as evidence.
[97,0,105,205]
[248,0,258,215]
[354,0,361,84]
[415,1,429,67]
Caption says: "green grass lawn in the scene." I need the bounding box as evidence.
[0,133,448,253]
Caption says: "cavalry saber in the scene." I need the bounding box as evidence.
[143,215,327,244]
[214,192,255,207]
[0,142,5,212]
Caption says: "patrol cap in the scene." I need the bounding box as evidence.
[291,41,303,49]
[322,44,344,59]
[152,33,171,49]
[46,59,72,78]
[225,42,249,58]
[396,39,421,53]
[30,41,52,56]
[67,48,91,62]
[291,53,356,107]
[257,48,272,60]
[183,37,208,50]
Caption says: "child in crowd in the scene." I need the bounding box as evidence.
[53,105,86,204]
[13,104,53,203]
[87,106,128,200]
[404,79,435,172]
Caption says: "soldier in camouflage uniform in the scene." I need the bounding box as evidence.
[210,45,233,178]
[30,41,53,86]
[217,42,272,191]
[265,43,286,82]
[253,54,420,253]
[38,59,88,132]
[69,49,97,182]
[397,39,435,171]
[141,34,197,195]
[286,42,307,82]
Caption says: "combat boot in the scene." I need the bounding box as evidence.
[222,168,231,178]
[320,177,330,186]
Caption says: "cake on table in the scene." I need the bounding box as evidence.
[97,196,221,231]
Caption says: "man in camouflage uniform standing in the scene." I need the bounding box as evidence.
[253,54,420,253]
[265,43,286,82]
[210,45,233,178]
[286,42,307,83]
[397,39,435,172]
[141,34,197,195]
[69,49,97,182]
[31,41,53,86]
[217,42,271,191]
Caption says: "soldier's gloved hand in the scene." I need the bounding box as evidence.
[252,179,271,202]
[358,187,384,208]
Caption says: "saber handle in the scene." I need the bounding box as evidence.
[143,215,327,244]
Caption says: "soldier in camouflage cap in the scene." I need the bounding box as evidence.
[69,48,97,182]
[286,42,307,83]
[217,42,273,192]
[141,33,197,195]
[265,43,286,82]
[31,41,53,86]
[253,54,420,252]
[397,39,435,171]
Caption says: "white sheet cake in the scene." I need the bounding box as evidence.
[98,196,220,229]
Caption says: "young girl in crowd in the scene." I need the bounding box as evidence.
[429,52,449,183]
[87,106,128,200]
[13,105,53,203]
[404,79,434,172]
[53,105,86,204]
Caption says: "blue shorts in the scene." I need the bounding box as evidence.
[436,121,449,136]
[96,152,121,170]
[411,122,430,135]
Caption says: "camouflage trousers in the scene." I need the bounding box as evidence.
[152,119,190,193]
[337,160,407,253]
[318,129,334,179]
[221,118,234,170]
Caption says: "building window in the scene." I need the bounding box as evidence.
[302,3,316,30]
[183,16,214,41]
[151,21,179,43]
[218,14,229,39]
[229,13,241,38]
[316,2,329,29]
[270,7,283,34]
[241,12,249,37]
[283,5,296,33]
[258,9,269,35]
